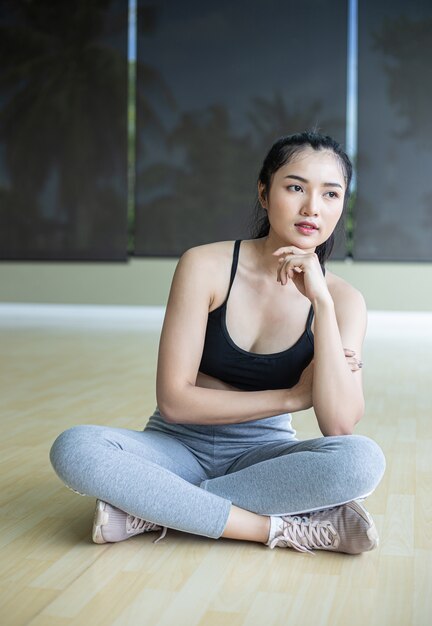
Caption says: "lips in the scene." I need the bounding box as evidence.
[295,221,318,230]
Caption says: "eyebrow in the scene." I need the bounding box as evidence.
[284,174,343,190]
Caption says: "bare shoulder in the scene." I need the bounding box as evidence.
[323,271,367,351]
[176,240,236,308]
[326,270,367,342]
[180,240,235,267]
[326,270,366,311]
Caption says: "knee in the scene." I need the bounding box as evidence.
[49,424,101,483]
[351,435,386,472]
[342,434,386,490]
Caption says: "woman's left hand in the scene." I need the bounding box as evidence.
[272,246,330,303]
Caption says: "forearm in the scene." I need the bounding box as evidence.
[157,383,305,425]
[312,297,364,435]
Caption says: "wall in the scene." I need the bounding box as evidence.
[0,259,431,311]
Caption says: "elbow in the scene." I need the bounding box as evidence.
[319,405,364,437]
[156,387,177,423]
[156,384,193,424]
[156,397,181,424]
[157,406,177,424]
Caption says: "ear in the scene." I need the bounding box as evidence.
[258,182,267,209]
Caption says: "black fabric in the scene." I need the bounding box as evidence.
[199,240,316,391]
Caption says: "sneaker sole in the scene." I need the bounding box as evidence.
[272,488,376,517]
[92,499,109,544]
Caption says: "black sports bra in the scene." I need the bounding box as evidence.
[198,240,317,391]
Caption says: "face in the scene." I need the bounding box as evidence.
[259,147,346,250]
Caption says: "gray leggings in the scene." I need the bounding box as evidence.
[49,408,386,539]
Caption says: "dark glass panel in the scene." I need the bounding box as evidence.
[135,0,348,257]
[356,0,432,261]
[0,0,128,261]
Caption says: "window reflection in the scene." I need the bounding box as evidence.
[0,0,128,260]
[356,1,432,261]
[135,0,347,257]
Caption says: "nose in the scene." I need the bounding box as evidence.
[300,192,319,216]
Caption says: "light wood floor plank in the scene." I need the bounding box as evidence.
[0,321,431,625]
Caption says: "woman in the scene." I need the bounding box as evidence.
[50,131,386,555]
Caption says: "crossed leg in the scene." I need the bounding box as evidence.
[50,425,385,544]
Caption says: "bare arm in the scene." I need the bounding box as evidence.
[274,247,366,436]
[156,245,311,425]
[311,286,366,435]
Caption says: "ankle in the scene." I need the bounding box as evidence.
[261,516,272,544]
[221,506,271,543]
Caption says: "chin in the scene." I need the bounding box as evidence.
[291,235,317,250]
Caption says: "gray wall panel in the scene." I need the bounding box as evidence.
[135,0,348,257]
[356,0,432,261]
[0,0,128,261]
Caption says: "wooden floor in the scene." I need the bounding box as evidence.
[1,311,431,626]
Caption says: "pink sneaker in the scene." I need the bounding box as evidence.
[266,500,379,555]
[92,500,168,545]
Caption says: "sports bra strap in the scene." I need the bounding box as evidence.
[225,239,241,301]
[306,303,314,329]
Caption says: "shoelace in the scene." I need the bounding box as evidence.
[269,510,339,555]
[127,515,168,544]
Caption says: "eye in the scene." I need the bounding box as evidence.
[325,191,339,199]
[287,184,303,192]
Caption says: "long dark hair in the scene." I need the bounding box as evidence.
[250,131,353,265]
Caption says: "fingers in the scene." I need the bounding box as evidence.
[277,262,294,284]
[344,348,363,371]
[277,258,290,284]
[348,359,363,371]
[277,256,305,284]
[275,250,302,284]
[275,248,319,285]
